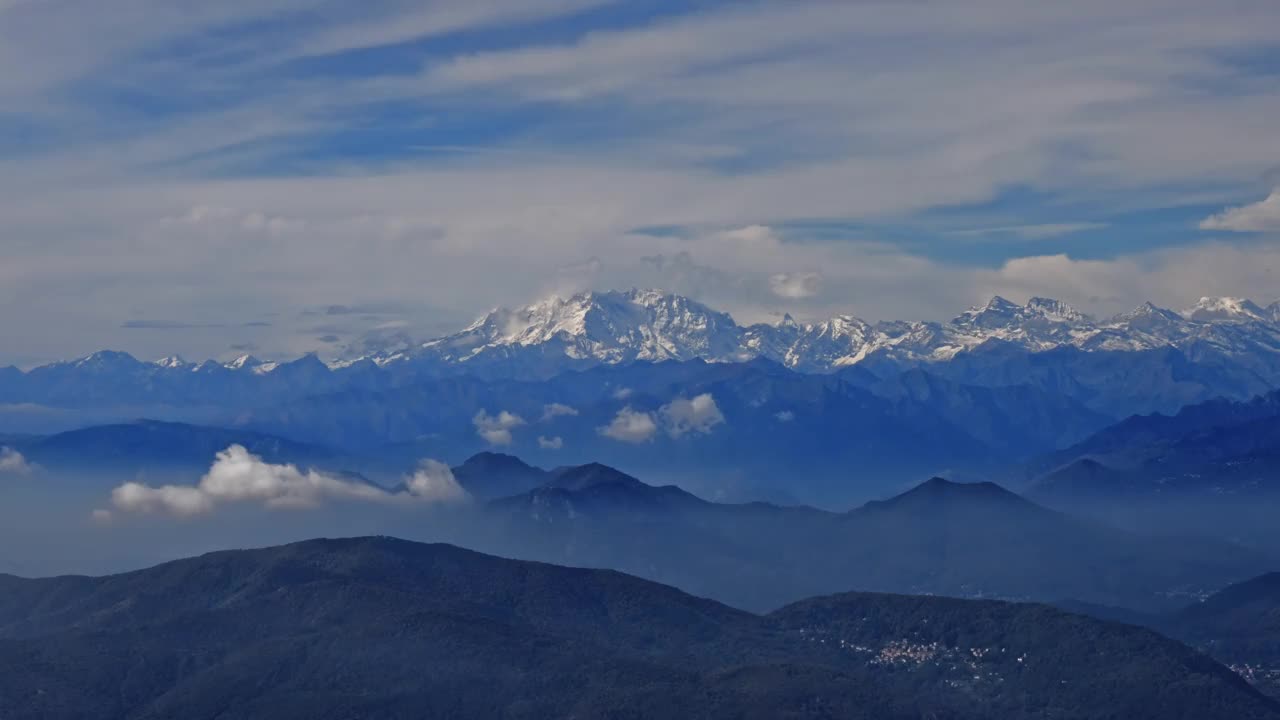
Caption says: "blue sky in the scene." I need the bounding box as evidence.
[1,0,1279,365]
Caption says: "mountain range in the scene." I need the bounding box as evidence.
[0,536,1274,720]
[7,289,1280,412]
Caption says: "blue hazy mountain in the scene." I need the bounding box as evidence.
[1031,389,1280,500]
[1164,572,1280,699]
[0,537,1273,720]
[10,419,338,476]
[463,461,1270,614]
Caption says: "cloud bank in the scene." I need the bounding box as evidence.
[1201,190,1280,232]
[104,445,466,519]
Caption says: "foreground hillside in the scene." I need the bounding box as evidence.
[0,537,1273,720]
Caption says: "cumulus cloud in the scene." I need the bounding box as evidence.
[0,447,33,475]
[473,409,526,445]
[106,445,465,519]
[612,387,633,400]
[402,459,469,503]
[774,410,796,422]
[769,271,823,299]
[598,407,658,443]
[538,435,564,449]
[540,402,579,421]
[598,394,727,442]
[1201,190,1280,232]
[660,393,726,438]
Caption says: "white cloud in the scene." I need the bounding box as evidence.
[107,444,464,518]
[538,435,564,450]
[540,402,579,421]
[660,393,726,438]
[611,387,633,400]
[598,406,658,443]
[1201,190,1280,232]
[473,409,526,446]
[774,410,796,422]
[402,459,469,503]
[0,447,31,475]
[769,271,823,299]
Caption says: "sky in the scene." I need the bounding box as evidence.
[2,0,1280,366]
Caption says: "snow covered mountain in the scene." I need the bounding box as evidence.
[363,289,1280,376]
[5,290,1280,422]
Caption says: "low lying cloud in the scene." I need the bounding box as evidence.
[598,406,659,443]
[769,271,823,299]
[402,459,469,503]
[473,409,526,445]
[0,447,32,475]
[1201,190,1280,232]
[102,445,466,519]
[538,435,564,450]
[660,393,726,438]
[540,403,579,421]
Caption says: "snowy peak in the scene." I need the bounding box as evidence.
[422,288,744,364]
[155,355,189,370]
[1183,297,1268,323]
[1025,297,1089,323]
[953,296,1087,330]
[225,354,263,370]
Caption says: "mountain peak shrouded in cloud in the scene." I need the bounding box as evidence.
[1183,296,1269,323]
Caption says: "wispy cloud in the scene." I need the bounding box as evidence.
[947,223,1110,241]
[540,402,579,421]
[1201,190,1280,232]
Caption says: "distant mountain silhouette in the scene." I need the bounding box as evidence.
[1031,390,1280,500]
[13,419,336,475]
[456,462,1270,613]
[490,461,709,520]
[450,451,549,500]
[0,537,1274,720]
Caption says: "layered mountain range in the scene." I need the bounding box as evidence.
[6,289,1280,505]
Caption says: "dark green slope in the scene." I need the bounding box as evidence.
[0,537,1275,720]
